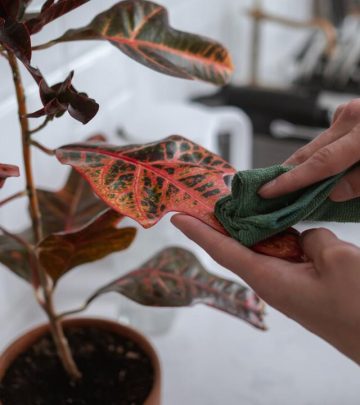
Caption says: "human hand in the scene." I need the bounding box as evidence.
[259,99,360,201]
[172,214,360,364]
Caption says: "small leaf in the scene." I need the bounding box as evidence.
[33,0,233,85]
[27,70,99,124]
[26,0,90,34]
[0,163,20,188]
[38,209,136,283]
[90,247,266,330]
[56,135,236,232]
[0,17,31,62]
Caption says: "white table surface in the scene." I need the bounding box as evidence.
[1,220,359,405]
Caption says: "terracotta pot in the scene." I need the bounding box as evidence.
[0,318,161,405]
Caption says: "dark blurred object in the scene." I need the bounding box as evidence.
[314,0,360,26]
[295,15,360,93]
[193,86,330,136]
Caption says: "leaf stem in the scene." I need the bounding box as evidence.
[7,51,81,380]
[31,140,56,156]
[29,116,51,135]
[0,190,27,207]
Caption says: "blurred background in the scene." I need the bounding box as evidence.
[1,0,360,404]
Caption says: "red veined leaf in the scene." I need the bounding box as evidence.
[37,153,109,236]
[0,163,20,188]
[33,0,233,85]
[252,228,305,263]
[26,0,90,34]
[38,209,136,283]
[88,247,266,330]
[27,69,99,124]
[0,17,31,62]
[55,135,236,232]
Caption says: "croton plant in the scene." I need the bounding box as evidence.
[0,0,303,380]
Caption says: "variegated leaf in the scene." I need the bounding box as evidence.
[33,0,233,85]
[56,135,236,232]
[0,163,20,188]
[38,209,136,283]
[90,247,266,330]
[26,0,89,34]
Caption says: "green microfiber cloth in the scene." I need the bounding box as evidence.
[215,165,360,247]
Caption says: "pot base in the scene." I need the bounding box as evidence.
[0,318,161,405]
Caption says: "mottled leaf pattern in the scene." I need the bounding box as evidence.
[38,209,136,283]
[56,135,235,232]
[34,0,233,85]
[253,228,305,263]
[38,137,109,236]
[90,247,266,329]
[0,163,20,188]
[26,0,90,34]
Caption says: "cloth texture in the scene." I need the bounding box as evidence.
[215,165,360,247]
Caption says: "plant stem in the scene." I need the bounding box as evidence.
[0,190,27,207]
[31,140,56,156]
[29,117,51,135]
[7,52,82,380]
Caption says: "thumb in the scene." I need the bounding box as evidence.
[330,166,360,202]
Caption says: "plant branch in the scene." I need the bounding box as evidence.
[7,51,81,380]
[0,190,27,207]
[31,140,56,156]
[29,117,51,135]
[7,52,43,243]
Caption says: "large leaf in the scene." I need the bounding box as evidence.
[89,247,266,330]
[26,0,90,34]
[38,137,109,236]
[56,135,236,232]
[0,229,32,281]
[0,163,20,188]
[38,209,136,283]
[0,210,136,283]
[33,0,233,85]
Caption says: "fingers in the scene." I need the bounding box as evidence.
[330,166,360,202]
[171,214,309,302]
[284,101,360,167]
[259,123,360,198]
[302,228,360,274]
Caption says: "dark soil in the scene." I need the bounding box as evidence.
[0,326,154,405]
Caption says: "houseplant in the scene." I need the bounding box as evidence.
[0,1,302,403]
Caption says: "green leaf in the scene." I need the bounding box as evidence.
[33,0,233,85]
[90,247,266,330]
[56,135,236,233]
[38,209,136,283]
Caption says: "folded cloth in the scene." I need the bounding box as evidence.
[215,165,360,247]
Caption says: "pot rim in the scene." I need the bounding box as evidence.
[0,317,161,405]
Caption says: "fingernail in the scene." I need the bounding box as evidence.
[258,180,276,196]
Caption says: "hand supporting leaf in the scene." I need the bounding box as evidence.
[33,0,233,85]
[87,247,266,330]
